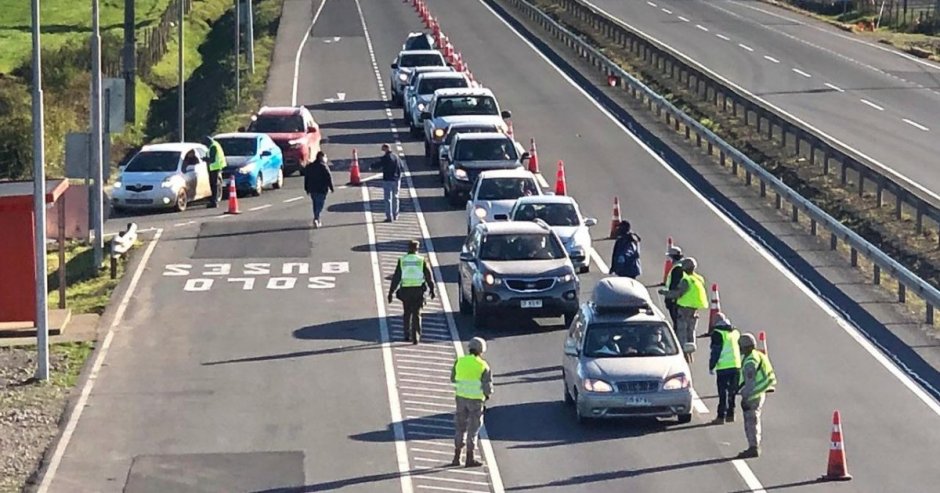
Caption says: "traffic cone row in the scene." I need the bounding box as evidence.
[225,177,240,215]
[608,196,621,239]
[707,283,721,331]
[554,160,567,196]
[821,411,852,481]
[349,148,361,186]
[662,236,674,284]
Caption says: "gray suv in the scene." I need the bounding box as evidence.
[442,132,528,207]
[458,220,579,328]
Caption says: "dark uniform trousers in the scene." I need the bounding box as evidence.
[209,170,221,206]
[716,368,740,419]
[399,286,425,340]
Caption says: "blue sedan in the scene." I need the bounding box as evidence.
[214,132,285,196]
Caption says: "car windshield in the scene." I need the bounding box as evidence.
[418,77,468,95]
[216,138,257,157]
[455,139,518,161]
[248,115,305,133]
[124,151,180,173]
[480,233,566,261]
[404,35,433,50]
[583,322,679,357]
[445,126,499,144]
[400,54,445,67]
[513,203,580,226]
[435,96,499,117]
[477,177,538,200]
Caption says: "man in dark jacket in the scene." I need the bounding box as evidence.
[370,144,405,222]
[708,312,741,425]
[303,151,334,228]
[388,240,436,344]
[609,221,641,278]
[662,245,685,328]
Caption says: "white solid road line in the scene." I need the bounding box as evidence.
[37,229,164,492]
[824,83,845,93]
[903,118,930,132]
[763,55,779,63]
[738,43,753,52]
[291,0,329,106]
[716,34,730,41]
[696,24,709,32]
[732,460,768,493]
[791,68,812,78]
[678,16,690,22]
[860,99,885,111]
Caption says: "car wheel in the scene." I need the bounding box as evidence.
[459,284,471,315]
[574,390,590,424]
[273,168,284,190]
[564,311,576,328]
[175,189,188,212]
[472,292,488,328]
[252,173,263,196]
[677,413,693,424]
[563,371,574,406]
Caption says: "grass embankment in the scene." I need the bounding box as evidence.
[46,242,130,315]
[525,0,940,292]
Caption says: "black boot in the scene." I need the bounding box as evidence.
[465,447,482,467]
[451,446,462,466]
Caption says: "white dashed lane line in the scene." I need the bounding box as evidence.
[283,196,305,203]
[661,8,672,14]
[792,68,812,78]
[696,24,709,32]
[249,204,272,211]
[903,119,930,132]
[678,16,690,22]
[647,1,657,6]
[824,83,845,93]
[738,43,753,52]
[860,99,885,111]
[715,33,730,41]
[763,55,780,63]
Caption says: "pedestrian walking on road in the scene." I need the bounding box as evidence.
[203,136,227,208]
[304,151,334,228]
[388,240,435,344]
[609,220,642,279]
[737,332,777,458]
[659,257,707,364]
[370,143,405,222]
[662,245,685,329]
[451,337,493,468]
[708,312,741,425]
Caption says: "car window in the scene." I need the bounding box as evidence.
[479,233,566,261]
[455,138,518,161]
[404,34,434,50]
[400,53,445,67]
[477,177,539,200]
[418,77,469,95]
[446,125,499,145]
[435,96,499,117]
[248,115,305,133]
[583,322,678,358]
[513,203,580,226]
[216,137,257,156]
[124,151,181,173]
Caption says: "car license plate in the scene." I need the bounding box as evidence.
[520,300,542,308]
[625,396,652,406]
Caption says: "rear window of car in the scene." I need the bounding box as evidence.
[445,125,499,144]
[404,35,433,50]
[248,115,305,133]
[216,138,257,157]
[583,322,678,357]
[455,138,518,161]
[418,77,468,95]
[400,53,445,67]
[513,203,580,226]
[435,96,499,117]
[480,233,566,261]
[124,151,180,173]
[477,177,538,200]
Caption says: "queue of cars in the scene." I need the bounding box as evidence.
[392,31,695,425]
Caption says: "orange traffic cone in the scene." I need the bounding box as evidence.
[608,196,622,239]
[708,283,721,332]
[662,236,674,284]
[349,148,362,186]
[528,138,540,173]
[820,411,853,481]
[757,330,768,355]
[554,160,567,195]
[414,0,420,10]
[454,53,464,72]
[225,177,240,215]
[425,14,434,29]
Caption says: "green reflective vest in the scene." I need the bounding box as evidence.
[399,254,426,288]
[208,140,227,171]
[715,329,742,370]
[739,351,777,401]
[454,355,488,400]
[677,272,708,309]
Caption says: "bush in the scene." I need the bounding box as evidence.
[0,77,33,179]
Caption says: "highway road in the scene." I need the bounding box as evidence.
[584,0,940,201]
[37,0,940,491]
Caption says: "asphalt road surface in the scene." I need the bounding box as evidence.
[585,0,940,201]
[41,0,940,491]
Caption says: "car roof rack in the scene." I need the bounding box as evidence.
[591,278,655,315]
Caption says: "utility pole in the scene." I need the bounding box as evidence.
[123,0,136,123]
[179,0,185,142]
[246,0,255,73]
[31,0,50,381]
[91,0,104,269]
[235,0,241,105]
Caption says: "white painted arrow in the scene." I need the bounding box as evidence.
[323,92,346,103]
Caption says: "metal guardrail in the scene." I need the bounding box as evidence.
[497,0,940,323]
[109,222,138,279]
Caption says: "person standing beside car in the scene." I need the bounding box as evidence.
[370,144,405,222]
[609,221,641,279]
[203,136,226,208]
[304,151,334,229]
[708,313,741,425]
[658,257,707,364]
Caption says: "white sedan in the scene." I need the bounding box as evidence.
[111,142,216,212]
[508,195,598,273]
[465,169,542,233]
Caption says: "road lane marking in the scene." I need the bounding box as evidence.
[792,68,812,78]
[647,1,657,6]
[661,8,672,14]
[417,485,489,492]
[738,43,753,51]
[696,24,709,32]
[291,0,329,105]
[283,196,305,203]
[903,118,930,131]
[860,99,885,111]
[535,173,549,188]
[249,204,272,211]
[408,422,454,431]
[731,460,767,493]
[678,16,690,22]
[824,83,844,92]
[763,55,779,63]
[409,416,454,424]
[716,33,730,41]
[37,229,164,492]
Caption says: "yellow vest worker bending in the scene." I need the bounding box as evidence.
[450,337,493,468]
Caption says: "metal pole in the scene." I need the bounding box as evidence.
[235,0,241,105]
[179,0,185,142]
[123,0,136,123]
[246,0,255,73]
[31,0,50,381]
[91,0,104,269]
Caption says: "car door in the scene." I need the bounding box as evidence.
[563,310,586,391]
[266,136,284,173]
[460,229,482,301]
[181,150,201,200]
[192,147,211,199]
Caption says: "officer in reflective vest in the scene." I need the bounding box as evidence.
[388,240,435,344]
[450,337,493,468]
[203,136,227,207]
[708,312,741,425]
[737,332,777,458]
[659,257,707,363]
[662,245,685,328]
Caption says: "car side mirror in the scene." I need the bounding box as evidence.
[391,63,399,69]
[459,251,473,262]
[421,111,431,120]
[237,126,246,132]
[584,217,597,227]
[261,150,272,157]
[564,338,579,356]
[118,165,126,173]
[520,152,530,162]
[501,110,512,119]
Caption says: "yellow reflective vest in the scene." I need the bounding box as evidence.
[677,272,708,309]
[739,351,776,401]
[715,329,742,371]
[454,355,488,400]
[399,254,426,288]
[208,140,227,172]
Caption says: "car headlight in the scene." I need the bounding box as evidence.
[474,207,487,220]
[161,175,184,189]
[663,373,690,390]
[454,168,469,181]
[112,180,122,189]
[483,273,501,286]
[556,273,574,283]
[433,128,445,140]
[238,163,256,174]
[398,73,408,82]
[417,103,425,112]
[583,379,614,393]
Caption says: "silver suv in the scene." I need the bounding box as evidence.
[389,50,448,104]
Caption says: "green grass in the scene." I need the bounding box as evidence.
[46,242,130,315]
[0,0,171,73]
[49,341,94,388]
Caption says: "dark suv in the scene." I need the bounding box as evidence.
[458,219,579,328]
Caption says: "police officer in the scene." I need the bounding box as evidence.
[451,337,493,468]
[662,245,685,328]
[708,312,741,425]
[737,332,777,458]
[388,240,435,344]
[659,257,707,363]
[203,136,226,208]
